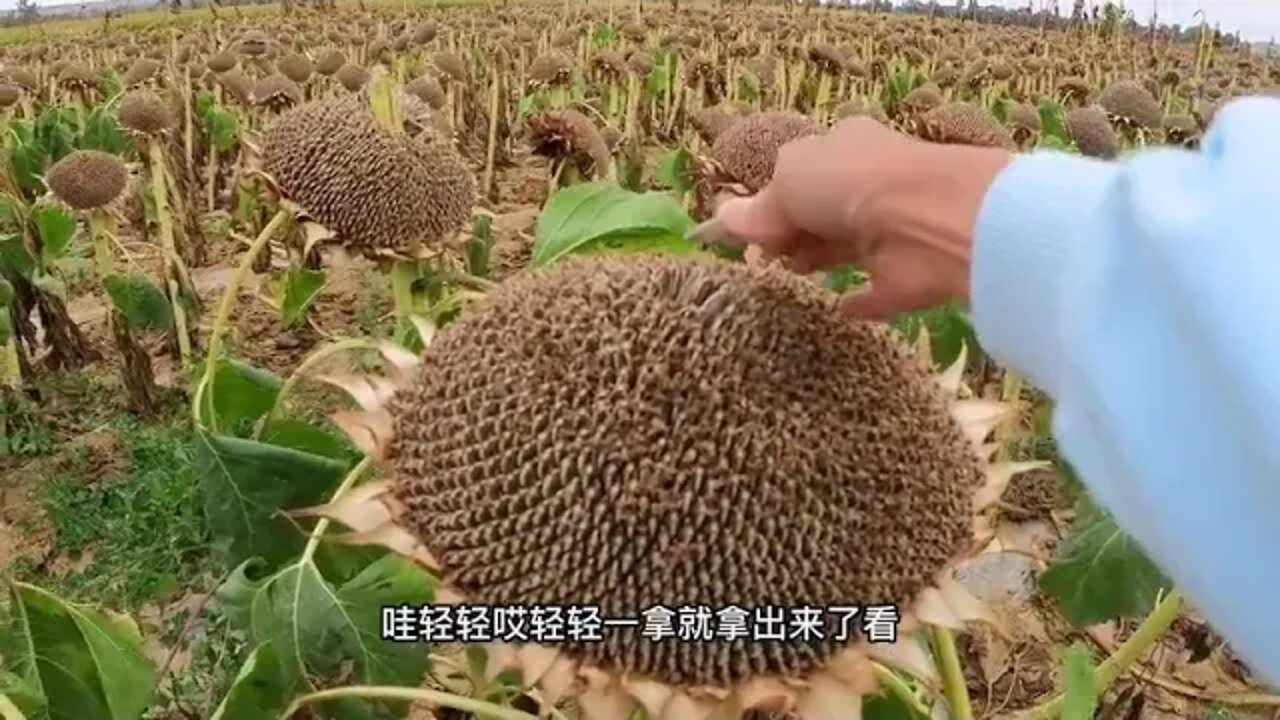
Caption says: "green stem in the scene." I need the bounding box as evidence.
[283,685,537,720]
[931,625,973,720]
[253,337,382,440]
[191,207,291,427]
[872,662,933,719]
[299,455,371,563]
[1009,590,1185,720]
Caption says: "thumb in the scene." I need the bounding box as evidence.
[836,284,902,322]
[714,186,792,254]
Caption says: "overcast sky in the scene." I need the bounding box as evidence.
[990,0,1280,40]
[0,0,1276,41]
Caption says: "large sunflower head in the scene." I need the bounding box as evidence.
[301,255,1035,720]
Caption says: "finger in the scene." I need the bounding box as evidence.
[714,187,792,253]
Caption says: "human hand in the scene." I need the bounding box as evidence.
[707,117,1013,320]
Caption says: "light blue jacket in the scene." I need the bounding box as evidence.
[972,96,1280,689]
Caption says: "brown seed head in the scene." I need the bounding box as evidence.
[386,254,982,687]
[710,111,820,193]
[264,95,474,255]
[118,89,173,134]
[47,150,128,210]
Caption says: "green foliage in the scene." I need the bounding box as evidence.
[892,305,981,371]
[33,418,206,606]
[655,146,693,196]
[0,237,35,280]
[215,554,436,720]
[1060,644,1098,720]
[207,642,292,720]
[194,431,348,570]
[1,582,156,720]
[103,273,174,333]
[823,265,867,293]
[882,61,921,110]
[1037,98,1077,150]
[465,214,494,279]
[861,690,915,719]
[196,90,240,154]
[591,21,617,48]
[737,70,761,103]
[8,106,126,201]
[272,267,326,329]
[200,358,283,435]
[78,105,130,155]
[1040,493,1172,625]
[0,669,44,718]
[647,49,676,97]
[532,182,699,267]
[31,204,74,266]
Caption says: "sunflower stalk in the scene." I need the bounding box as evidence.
[282,686,537,720]
[931,625,973,720]
[193,206,292,427]
[148,138,193,365]
[1008,589,1185,720]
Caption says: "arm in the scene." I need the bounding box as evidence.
[971,97,1280,688]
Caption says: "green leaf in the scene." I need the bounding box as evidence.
[208,641,293,720]
[203,359,283,434]
[532,182,695,267]
[1060,644,1098,720]
[0,670,44,718]
[1038,98,1076,149]
[32,204,75,266]
[194,432,347,568]
[0,313,11,346]
[103,273,173,333]
[0,237,34,280]
[465,214,493,279]
[79,108,130,155]
[0,278,12,307]
[260,419,360,464]
[861,689,914,720]
[823,266,867,294]
[214,557,272,630]
[655,147,693,195]
[5,582,156,720]
[892,305,980,370]
[591,22,617,48]
[243,554,436,719]
[1040,495,1172,625]
[274,267,326,329]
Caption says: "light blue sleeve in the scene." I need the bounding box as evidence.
[970,96,1280,688]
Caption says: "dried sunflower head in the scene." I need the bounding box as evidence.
[1065,105,1119,159]
[916,102,1016,150]
[118,89,174,134]
[1098,79,1163,130]
[708,111,820,194]
[252,73,303,111]
[47,150,128,210]
[527,109,611,179]
[263,94,474,258]
[302,254,1029,720]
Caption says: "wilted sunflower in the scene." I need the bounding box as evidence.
[263,94,474,259]
[300,254,1029,720]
